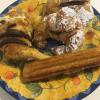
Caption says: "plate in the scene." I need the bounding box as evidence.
[0,0,100,100]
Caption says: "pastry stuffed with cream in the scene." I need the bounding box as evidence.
[34,1,94,55]
[0,0,94,61]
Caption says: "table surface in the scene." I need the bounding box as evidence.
[0,0,100,100]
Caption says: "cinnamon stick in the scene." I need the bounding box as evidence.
[22,47,100,82]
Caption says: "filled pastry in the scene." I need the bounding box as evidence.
[0,0,94,59]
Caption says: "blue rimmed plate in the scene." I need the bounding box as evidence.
[0,0,100,100]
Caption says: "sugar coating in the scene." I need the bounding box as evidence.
[77,7,94,26]
[44,7,82,32]
[69,3,94,26]
[65,30,84,52]
[52,30,84,55]
[56,7,81,32]
[44,13,57,31]
[44,5,93,54]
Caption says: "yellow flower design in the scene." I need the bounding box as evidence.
[0,0,100,100]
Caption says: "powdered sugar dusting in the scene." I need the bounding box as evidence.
[43,3,94,55]
[69,30,84,49]
[77,7,94,26]
[69,3,94,26]
[44,7,82,33]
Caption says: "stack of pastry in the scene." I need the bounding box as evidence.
[0,0,94,61]
[41,0,94,55]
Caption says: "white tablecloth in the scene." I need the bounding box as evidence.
[0,0,100,100]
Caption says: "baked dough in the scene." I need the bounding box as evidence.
[44,7,84,55]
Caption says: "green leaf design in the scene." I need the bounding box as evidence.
[0,17,4,21]
[85,44,97,49]
[92,17,100,31]
[26,83,43,97]
[93,26,100,31]
[84,70,93,81]
[43,51,53,56]
[0,50,3,61]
